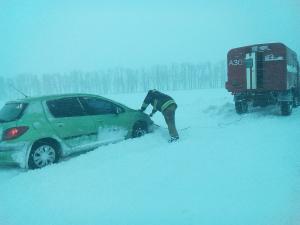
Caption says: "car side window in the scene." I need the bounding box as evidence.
[80,97,121,115]
[46,97,85,118]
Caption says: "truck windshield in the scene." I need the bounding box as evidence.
[0,102,28,123]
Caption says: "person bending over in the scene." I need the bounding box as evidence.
[140,89,179,142]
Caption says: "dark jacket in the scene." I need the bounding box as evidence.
[141,90,176,114]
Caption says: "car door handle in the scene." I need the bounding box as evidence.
[56,122,64,127]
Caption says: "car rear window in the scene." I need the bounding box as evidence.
[47,97,85,118]
[0,102,28,122]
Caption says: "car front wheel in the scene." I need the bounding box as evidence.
[132,122,147,138]
[28,142,59,169]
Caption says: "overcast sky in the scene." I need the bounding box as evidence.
[0,0,299,76]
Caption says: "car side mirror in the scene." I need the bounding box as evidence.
[114,106,122,115]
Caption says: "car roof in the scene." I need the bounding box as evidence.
[9,93,112,103]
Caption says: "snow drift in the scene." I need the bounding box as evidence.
[0,89,300,225]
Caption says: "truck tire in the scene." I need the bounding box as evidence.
[292,95,299,108]
[235,101,248,114]
[280,101,292,116]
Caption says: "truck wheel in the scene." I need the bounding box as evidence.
[235,101,248,114]
[293,96,299,108]
[280,102,292,116]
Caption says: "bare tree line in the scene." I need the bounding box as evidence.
[0,61,226,100]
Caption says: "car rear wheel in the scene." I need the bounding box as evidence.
[132,122,147,138]
[28,142,59,169]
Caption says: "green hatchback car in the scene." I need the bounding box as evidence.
[0,93,153,169]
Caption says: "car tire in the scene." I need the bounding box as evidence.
[28,142,59,169]
[132,122,147,138]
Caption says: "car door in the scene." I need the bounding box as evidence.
[79,96,130,145]
[46,97,96,151]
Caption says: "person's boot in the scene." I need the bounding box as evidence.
[168,136,179,143]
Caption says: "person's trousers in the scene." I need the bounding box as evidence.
[162,104,179,138]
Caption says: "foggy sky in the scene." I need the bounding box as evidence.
[0,0,299,76]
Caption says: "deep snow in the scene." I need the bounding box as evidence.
[0,89,300,225]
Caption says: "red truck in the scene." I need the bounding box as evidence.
[226,43,300,115]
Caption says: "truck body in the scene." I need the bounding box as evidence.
[226,43,300,115]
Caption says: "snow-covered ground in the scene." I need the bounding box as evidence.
[0,89,300,225]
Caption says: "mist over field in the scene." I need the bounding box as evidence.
[0,0,299,77]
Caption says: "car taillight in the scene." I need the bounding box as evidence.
[2,126,29,141]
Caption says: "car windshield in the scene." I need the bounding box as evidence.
[0,102,28,123]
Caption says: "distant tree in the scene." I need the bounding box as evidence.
[2,61,227,100]
[0,76,8,100]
